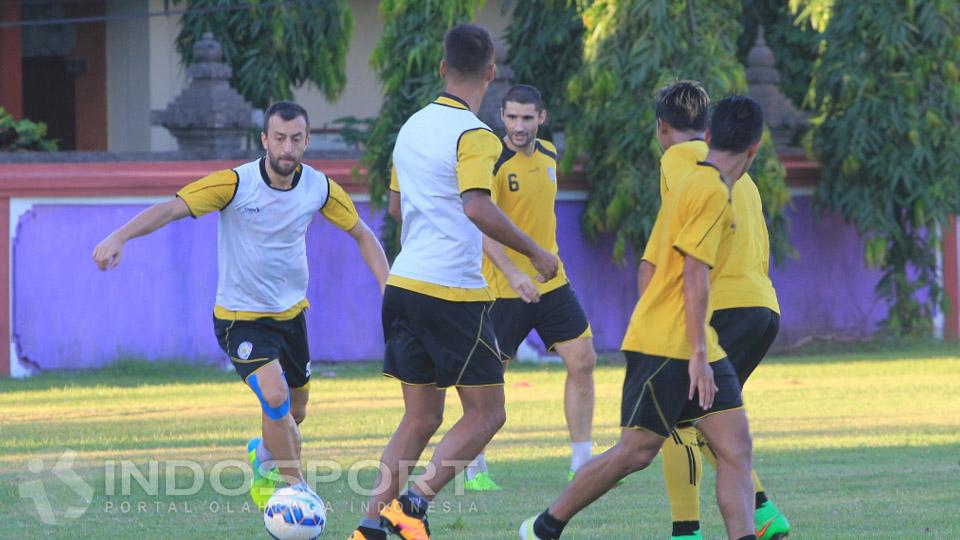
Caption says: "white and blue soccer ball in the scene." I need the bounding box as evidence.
[263,485,326,540]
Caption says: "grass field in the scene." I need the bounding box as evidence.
[1,343,958,539]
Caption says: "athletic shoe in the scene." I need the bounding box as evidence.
[347,527,387,540]
[755,500,790,539]
[519,515,543,539]
[379,497,430,540]
[246,437,280,508]
[464,471,502,491]
[671,530,704,539]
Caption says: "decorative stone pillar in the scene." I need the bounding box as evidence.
[153,32,252,157]
[746,26,809,152]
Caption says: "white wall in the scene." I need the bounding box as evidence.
[106,0,513,152]
[105,0,151,152]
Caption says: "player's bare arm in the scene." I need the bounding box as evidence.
[92,197,192,271]
[388,190,402,224]
[461,188,558,281]
[482,235,540,303]
[682,254,717,409]
[346,219,390,294]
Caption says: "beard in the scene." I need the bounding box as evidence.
[508,131,534,150]
[268,153,300,177]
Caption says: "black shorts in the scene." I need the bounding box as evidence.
[381,285,503,389]
[620,352,743,438]
[711,307,780,385]
[489,284,591,360]
[214,312,311,390]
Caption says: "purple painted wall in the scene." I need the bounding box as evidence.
[13,195,885,371]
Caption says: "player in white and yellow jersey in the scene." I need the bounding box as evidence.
[93,102,390,510]
[520,97,765,540]
[460,85,597,491]
[642,82,790,540]
[350,25,558,540]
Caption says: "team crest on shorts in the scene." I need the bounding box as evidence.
[547,167,557,183]
[237,341,253,360]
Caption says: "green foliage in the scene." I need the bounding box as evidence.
[789,0,834,32]
[809,1,960,336]
[170,0,353,109]
[363,0,485,257]
[503,0,585,137]
[566,0,791,263]
[738,0,820,109]
[0,108,57,151]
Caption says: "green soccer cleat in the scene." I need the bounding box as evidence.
[755,500,790,539]
[671,530,703,540]
[464,471,502,491]
[247,437,280,508]
[519,515,542,539]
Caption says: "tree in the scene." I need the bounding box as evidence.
[808,1,960,335]
[566,0,791,263]
[170,0,353,109]
[0,108,57,151]
[362,0,486,256]
[503,0,585,138]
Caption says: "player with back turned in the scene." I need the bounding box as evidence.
[519,96,767,540]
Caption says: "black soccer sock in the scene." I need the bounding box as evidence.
[533,509,567,539]
[736,535,757,540]
[755,490,769,509]
[672,520,700,536]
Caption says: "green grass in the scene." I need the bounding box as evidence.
[1,344,958,539]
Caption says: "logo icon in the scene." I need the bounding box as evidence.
[547,167,557,183]
[19,450,94,525]
[237,341,254,360]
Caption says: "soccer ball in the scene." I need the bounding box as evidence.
[263,485,327,540]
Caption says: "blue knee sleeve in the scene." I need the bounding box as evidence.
[248,373,290,420]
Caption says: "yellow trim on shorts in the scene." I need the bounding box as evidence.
[231,356,271,364]
[687,405,746,425]
[620,425,669,439]
[547,324,594,351]
[290,381,310,392]
[381,373,436,387]
[243,360,279,384]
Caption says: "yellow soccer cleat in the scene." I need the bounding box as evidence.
[379,497,431,540]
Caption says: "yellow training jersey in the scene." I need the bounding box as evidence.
[641,140,708,266]
[387,93,501,302]
[711,177,780,313]
[640,139,778,313]
[177,158,360,321]
[621,162,735,361]
[481,139,568,297]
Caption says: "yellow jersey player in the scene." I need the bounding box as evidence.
[520,97,766,540]
[92,101,390,509]
[350,25,558,540]
[643,82,790,540]
[463,84,597,491]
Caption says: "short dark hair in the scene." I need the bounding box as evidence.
[502,84,543,111]
[262,101,309,134]
[655,81,709,131]
[708,96,764,152]
[443,24,495,79]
